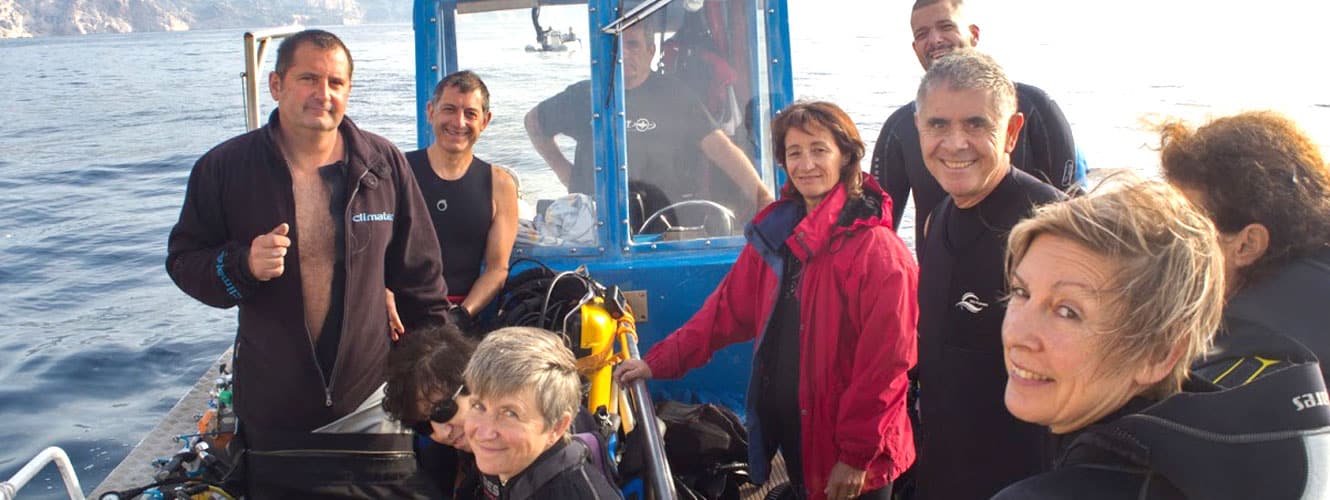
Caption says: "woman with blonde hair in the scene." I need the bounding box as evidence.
[993,180,1330,499]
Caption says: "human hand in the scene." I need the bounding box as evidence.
[385,289,405,341]
[247,223,290,281]
[824,461,866,500]
[447,304,473,333]
[428,420,468,451]
[615,359,653,384]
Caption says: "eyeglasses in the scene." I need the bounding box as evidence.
[429,384,468,423]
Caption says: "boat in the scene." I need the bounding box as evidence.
[1,0,795,498]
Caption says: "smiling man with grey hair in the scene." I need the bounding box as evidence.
[872,0,1082,249]
[909,50,1066,499]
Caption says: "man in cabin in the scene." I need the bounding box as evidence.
[165,29,450,499]
[386,70,518,336]
[524,22,773,227]
[872,0,1081,247]
[911,51,1065,500]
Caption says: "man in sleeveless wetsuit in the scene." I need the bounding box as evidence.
[911,51,1066,500]
[166,30,451,498]
[872,0,1081,247]
[387,70,518,336]
[524,22,772,224]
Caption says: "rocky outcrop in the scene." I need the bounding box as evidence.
[0,0,31,38]
[1,0,409,38]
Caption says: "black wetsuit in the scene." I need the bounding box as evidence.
[755,243,805,490]
[405,150,492,297]
[1193,247,1330,388]
[871,83,1079,247]
[914,168,1064,500]
[994,362,1330,500]
[534,75,717,204]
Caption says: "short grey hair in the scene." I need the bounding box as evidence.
[916,50,1018,118]
[1006,180,1226,399]
[463,327,581,431]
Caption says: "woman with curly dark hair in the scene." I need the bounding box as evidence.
[382,324,478,498]
[1160,111,1330,387]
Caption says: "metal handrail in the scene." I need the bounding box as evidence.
[0,447,86,500]
[622,325,677,500]
[241,26,304,131]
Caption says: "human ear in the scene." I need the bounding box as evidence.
[1005,112,1026,153]
[548,412,573,445]
[1134,341,1186,389]
[268,71,281,100]
[1231,223,1270,270]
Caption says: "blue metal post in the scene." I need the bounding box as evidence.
[412,0,460,149]
[589,0,621,255]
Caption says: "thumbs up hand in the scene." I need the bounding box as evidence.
[248,223,291,282]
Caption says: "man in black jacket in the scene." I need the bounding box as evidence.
[872,0,1081,248]
[166,29,451,498]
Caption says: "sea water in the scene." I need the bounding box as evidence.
[2,1,1328,496]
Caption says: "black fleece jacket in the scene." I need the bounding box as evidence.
[166,111,450,436]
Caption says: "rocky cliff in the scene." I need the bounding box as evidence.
[0,0,411,38]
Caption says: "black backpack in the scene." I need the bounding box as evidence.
[621,400,750,500]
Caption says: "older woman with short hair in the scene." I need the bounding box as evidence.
[462,326,621,499]
[993,181,1330,499]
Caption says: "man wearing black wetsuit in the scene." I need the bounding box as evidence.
[911,51,1066,500]
[872,0,1081,247]
[524,22,772,225]
[390,70,518,335]
[392,70,519,497]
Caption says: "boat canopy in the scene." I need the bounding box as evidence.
[412,0,793,408]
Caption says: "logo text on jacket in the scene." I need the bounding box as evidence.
[352,212,394,223]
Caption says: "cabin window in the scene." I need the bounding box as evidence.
[622,0,774,242]
[451,5,600,248]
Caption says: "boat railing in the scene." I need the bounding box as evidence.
[0,446,86,500]
[241,26,304,132]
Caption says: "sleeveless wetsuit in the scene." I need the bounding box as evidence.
[914,168,1064,500]
[405,149,492,298]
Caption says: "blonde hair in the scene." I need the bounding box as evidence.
[463,327,580,431]
[1006,180,1225,398]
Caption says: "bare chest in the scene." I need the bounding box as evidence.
[289,167,340,261]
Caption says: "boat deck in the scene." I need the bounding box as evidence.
[91,349,232,499]
[90,347,789,499]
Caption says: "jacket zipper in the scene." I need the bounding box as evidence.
[282,160,359,409]
[301,320,334,407]
[317,166,371,408]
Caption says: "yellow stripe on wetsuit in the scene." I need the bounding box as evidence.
[1209,356,1282,386]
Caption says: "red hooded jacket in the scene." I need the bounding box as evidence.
[644,174,918,498]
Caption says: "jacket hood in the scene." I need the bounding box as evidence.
[747,173,893,264]
[1065,361,1330,499]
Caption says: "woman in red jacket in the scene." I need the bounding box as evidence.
[617,101,919,500]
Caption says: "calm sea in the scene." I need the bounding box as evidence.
[2,2,1327,496]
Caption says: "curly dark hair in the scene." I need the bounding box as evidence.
[1159,111,1330,285]
[382,324,477,424]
